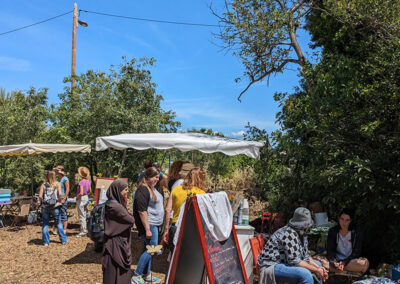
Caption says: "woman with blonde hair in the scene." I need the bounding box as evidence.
[131,167,164,284]
[39,170,67,246]
[162,167,206,251]
[76,166,91,237]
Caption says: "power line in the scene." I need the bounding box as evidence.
[0,8,219,37]
[0,10,73,37]
[80,9,220,28]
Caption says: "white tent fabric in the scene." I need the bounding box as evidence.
[96,133,264,159]
[0,143,91,156]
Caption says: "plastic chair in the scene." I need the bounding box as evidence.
[250,234,265,274]
[250,235,287,284]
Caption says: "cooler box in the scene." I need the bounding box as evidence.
[235,224,255,284]
[0,189,11,205]
[393,264,400,281]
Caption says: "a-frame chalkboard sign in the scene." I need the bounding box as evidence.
[166,195,248,284]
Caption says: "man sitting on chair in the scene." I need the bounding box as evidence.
[258,207,328,284]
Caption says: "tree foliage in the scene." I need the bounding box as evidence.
[247,0,400,262]
[50,57,180,180]
[167,128,255,190]
[0,88,51,192]
[0,58,180,192]
[212,0,310,101]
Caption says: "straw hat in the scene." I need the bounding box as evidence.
[178,163,194,177]
[78,166,90,179]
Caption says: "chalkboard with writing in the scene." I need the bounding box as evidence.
[166,195,248,284]
[201,216,246,284]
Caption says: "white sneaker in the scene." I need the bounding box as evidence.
[131,275,145,284]
[76,232,87,237]
[143,274,161,283]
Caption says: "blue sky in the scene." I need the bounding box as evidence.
[0,0,310,137]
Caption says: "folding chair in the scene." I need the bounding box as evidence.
[250,234,288,284]
[260,212,271,233]
[11,200,31,226]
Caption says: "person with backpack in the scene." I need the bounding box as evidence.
[76,166,91,237]
[39,170,67,246]
[131,167,164,284]
[102,179,134,284]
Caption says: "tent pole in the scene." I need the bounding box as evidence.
[117,149,127,177]
[30,156,34,196]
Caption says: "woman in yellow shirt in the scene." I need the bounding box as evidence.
[162,167,206,250]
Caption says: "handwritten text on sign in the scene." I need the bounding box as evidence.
[203,227,245,284]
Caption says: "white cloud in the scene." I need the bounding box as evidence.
[0,56,31,71]
[231,130,245,137]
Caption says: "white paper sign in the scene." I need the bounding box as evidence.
[99,189,108,204]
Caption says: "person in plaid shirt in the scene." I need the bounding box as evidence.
[258,207,328,284]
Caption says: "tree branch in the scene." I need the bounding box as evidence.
[238,58,301,102]
[276,0,286,12]
[290,0,306,13]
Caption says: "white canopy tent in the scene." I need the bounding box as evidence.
[96,133,264,159]
[0,143,91,195]
[0,143,91,156]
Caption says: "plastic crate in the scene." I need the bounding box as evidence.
[392,264,400,281]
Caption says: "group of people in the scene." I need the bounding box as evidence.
[38,160,370,284]
[38,165,91,246]
[258,207,369,284]
[102,160,207,284]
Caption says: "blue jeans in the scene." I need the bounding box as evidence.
[134,224,158,276]
[274,260,323,284]
[42,206,67,245]
[60,200,68,222]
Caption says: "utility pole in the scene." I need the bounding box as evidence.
[71,3,78,88]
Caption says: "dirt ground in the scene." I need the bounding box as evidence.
[0,190,267,284]
[0,212,169,284]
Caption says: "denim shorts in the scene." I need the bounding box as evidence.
[60,201,68,222]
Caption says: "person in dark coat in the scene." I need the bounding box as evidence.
[102,179,135,284]
[327,208,369,273]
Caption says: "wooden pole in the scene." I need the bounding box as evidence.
[118,149,127,177]
[71,3,78,88]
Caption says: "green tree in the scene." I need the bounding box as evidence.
[50,57,180,182]
[226,0,400,262]
[268,0,400,262]
[0,87,51,192]
[212,0,311,101]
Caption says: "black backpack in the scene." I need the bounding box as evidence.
[87,199,117,244]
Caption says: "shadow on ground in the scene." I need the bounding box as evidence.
[63,243,101,265]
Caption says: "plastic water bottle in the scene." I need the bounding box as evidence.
[241,199,249,225]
